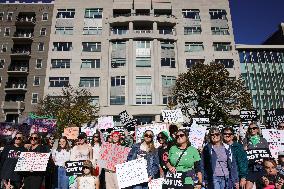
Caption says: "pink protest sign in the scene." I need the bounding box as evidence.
[97,116,114,130]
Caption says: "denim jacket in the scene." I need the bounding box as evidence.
[201,144,239,187]
[127,143,160,178]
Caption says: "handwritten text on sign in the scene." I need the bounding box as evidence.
[98,116,114,130]
[161,109,184,123]
[265,108,284,128]
[262,129,284,158]
[65,161,84,176]
[188,125,207,149]
[64,127,80,140]
[162,171,186,189]
[15,152,50,171]
[116,158,148,189]
[246,148,271,161]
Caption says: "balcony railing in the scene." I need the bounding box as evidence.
[16,16,36,24]
[8,67,29,72]
[5,83,27,90]
[159,29,175,35]
[1,101,25,110]
[13,32,34,38]
[10,48,31,55]
[111,30,128,35]
[134,30,153,34]
[113,13,175,18]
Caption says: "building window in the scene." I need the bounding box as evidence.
[0,77,2,87]
[51,59,71,68]
[185,42,204,52]
[209,9,227,20]
[79,77,100,87]
[56,9,75,19]
[162,75,176,87]
[111,58,126,68]
[0,12,4,20]
[84,8,103,19]
[136,41,151,67]
[136,41,151,48]
[90,96,99,105]
[182,9,200,19]
[111,76,125,87]
[7,12,13,21]
[184,27,201,35]
[55,27,73,35]
[40,28,46,36]
[1,44,7,53]
[4,27,10,36]
[33,76,40,86]
[82,42,101,52]
[49,77,69,87]
[161,58,175,68]
[36,59,42,69]
[110,96,125,105]
[136,57,151,67]
[110,76,126,105]
[136,76,152,105]
[83,27,102,35]
[31,93,39,104]
[186,59,205,68]
[53,42,72,51]
[42,13,48,21]
[215,59,234,68]
[161,41,174,50]
[211,27,230,35]
[0,59,4,68]
[81,59,100,68]
[38,42,44,51]
[213,42,232,51]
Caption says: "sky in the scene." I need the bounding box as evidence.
[229,0,284,45]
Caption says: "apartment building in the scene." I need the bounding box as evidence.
[0,1,54,123]
[43,0,240,123]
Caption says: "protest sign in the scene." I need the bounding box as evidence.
[29,118,57,134]
[15,152,50,171]
[161,109,184,123]
[64,127,80,140]
[98,116,114,130]
[78,176,96,189]
[265,108,284,128]
[188,125,207,149]
[262,129,284,158]
[136,123,168,148]
[246,148,271,161]
[162,171,186,189]
[65,161,84,176]
[149,178,164,189]
[80,125,97,137]
[99,142,131,171]
[240,110,258,122]
[192,118,210,129]
[119,110,138,128]
[0,123,17,136]
[116,158,148,189]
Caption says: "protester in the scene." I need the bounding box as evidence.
[45,135,56,189]
[91,132,101,165]
[277,152,284,176]
[0,132,26,189]
[168,124,178,143]
[70,133,93,161]
[157,131,172,177]
[201,127,238,189]
[255,158,284,189]
[222,126,248,189]
[278,122,284,130]
[23,133,49,189]
[127,130,159,189]
[165,129,202,189]
[243,122,270,188]
[52,136,71,189]
[77,160,99,189]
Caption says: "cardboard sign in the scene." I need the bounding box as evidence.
[262,129,284,158]
[65,161,84,176]
[149,178,164,189]
[265,108,284,128]
[246,148,271,161]
[119,110,138,128]
[15,152,50,171]
[99,143,131,171]
[188,125,207,149]
[161,109,184,123]
[64,127,80,140]
[29,118,57,134]
[80,125,97,137]
[116,158,148,189]
[136,123,168,148]
[0,123,17,136]
[162,171,186,189]
[240,110,258,122]
[98,116,114,130]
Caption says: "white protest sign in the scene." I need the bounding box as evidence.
[116,158,148,189]
[161,109,184,123]
[98,116,114,130]
[148,178,164,189]
[15,152,50,171]
[189,125,207,149]
[136,123,168,148]
[192,118,210,129]
[80,125,97,137]
[262,129,284,158]
[78,176,96,189]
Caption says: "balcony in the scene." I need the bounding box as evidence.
[109,13,176,23]
[1,101,25,110]
[10,48,31,57]
[12,32,33,42]
[15,16,36,26]
[7,66,29,74]
[5,83,27,92]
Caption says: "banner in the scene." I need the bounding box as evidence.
[246,148,271,161]
[162,171,186,189]
[0,123,17,136]
[64,127,80,140]
[188,125,207,149]
[98,116,114,130]
[240,110,258,122]
[161,109,184,123]
[15,152,50,171]
[265,108,284,128]
[29,118,57,134]
[99,142,131,171]
[65,161,84,176]
[116,158,148,189]
[149,178,164,189]
[262,129,284,158]
[136,123,168,148]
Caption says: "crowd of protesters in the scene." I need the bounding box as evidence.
[1,122,284,189]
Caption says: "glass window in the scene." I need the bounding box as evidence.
[0,12,4,20]
[42,13,48,21]
[7,12,13,21]
[162,76,176,87]
[51,59,71,68]
[81,59,100,68]
[38,42,44,51]
[136,41,151,48]
[185,42,204,52]
[161,58,175,68]
[184,27,202,35]
[211,27,230,35]
[136,57,151,67]
[79,77,100,87]
[82,42,101,52]
[209,9,227,20]
[111,76,125,86]
[161,41,174,50]
[33,76,40,86]
[55,27,73,35]
[49,77,69,87]
[112,41,126,50]
[31,93,38,104]
[56,9,75,19]
[213,42,232,51]
[83,27,102,35]
[111,58,126,68]
[186,59,205,68]
[215,59,234,68]
[90,96,99,105]
[1,44,7,52]
[53,42,72,51]
[110,96,125,105]
[136,95,152,104]
[4,27,10,36]
[40,28,46,36]
[182,9,200,19]
[111,26,128,35]
[84,8,103,19]
[0,59,4,68]
[36,59,42,69]
[136,76,152,104]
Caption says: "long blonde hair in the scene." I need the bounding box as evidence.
[143,130,156,153]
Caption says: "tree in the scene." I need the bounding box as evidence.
[35,86,99,135]
[172,62,252,125]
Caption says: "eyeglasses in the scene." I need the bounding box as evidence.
[210,133,220,137]
[15,137,23,140]
[223,133,233,136]
[249,127,258,131]
[93,136,99,138]
[175,133,185,139]
[83,166,90,170]
[30,137,38,140]
[157,136,165,141]
[144,134,153,138]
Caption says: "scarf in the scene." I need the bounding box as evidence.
[250,135,260,146]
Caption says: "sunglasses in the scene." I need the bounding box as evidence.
[93,135,99,138]
[144,134,153,138]
[157,136,165,140]
[223,133,233,136]
[249,127,258,131]
[30,137,38,140]
[15,137,23,140]
[175,133,185,139]
[210,133,220,137]
[83,166,90,170]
